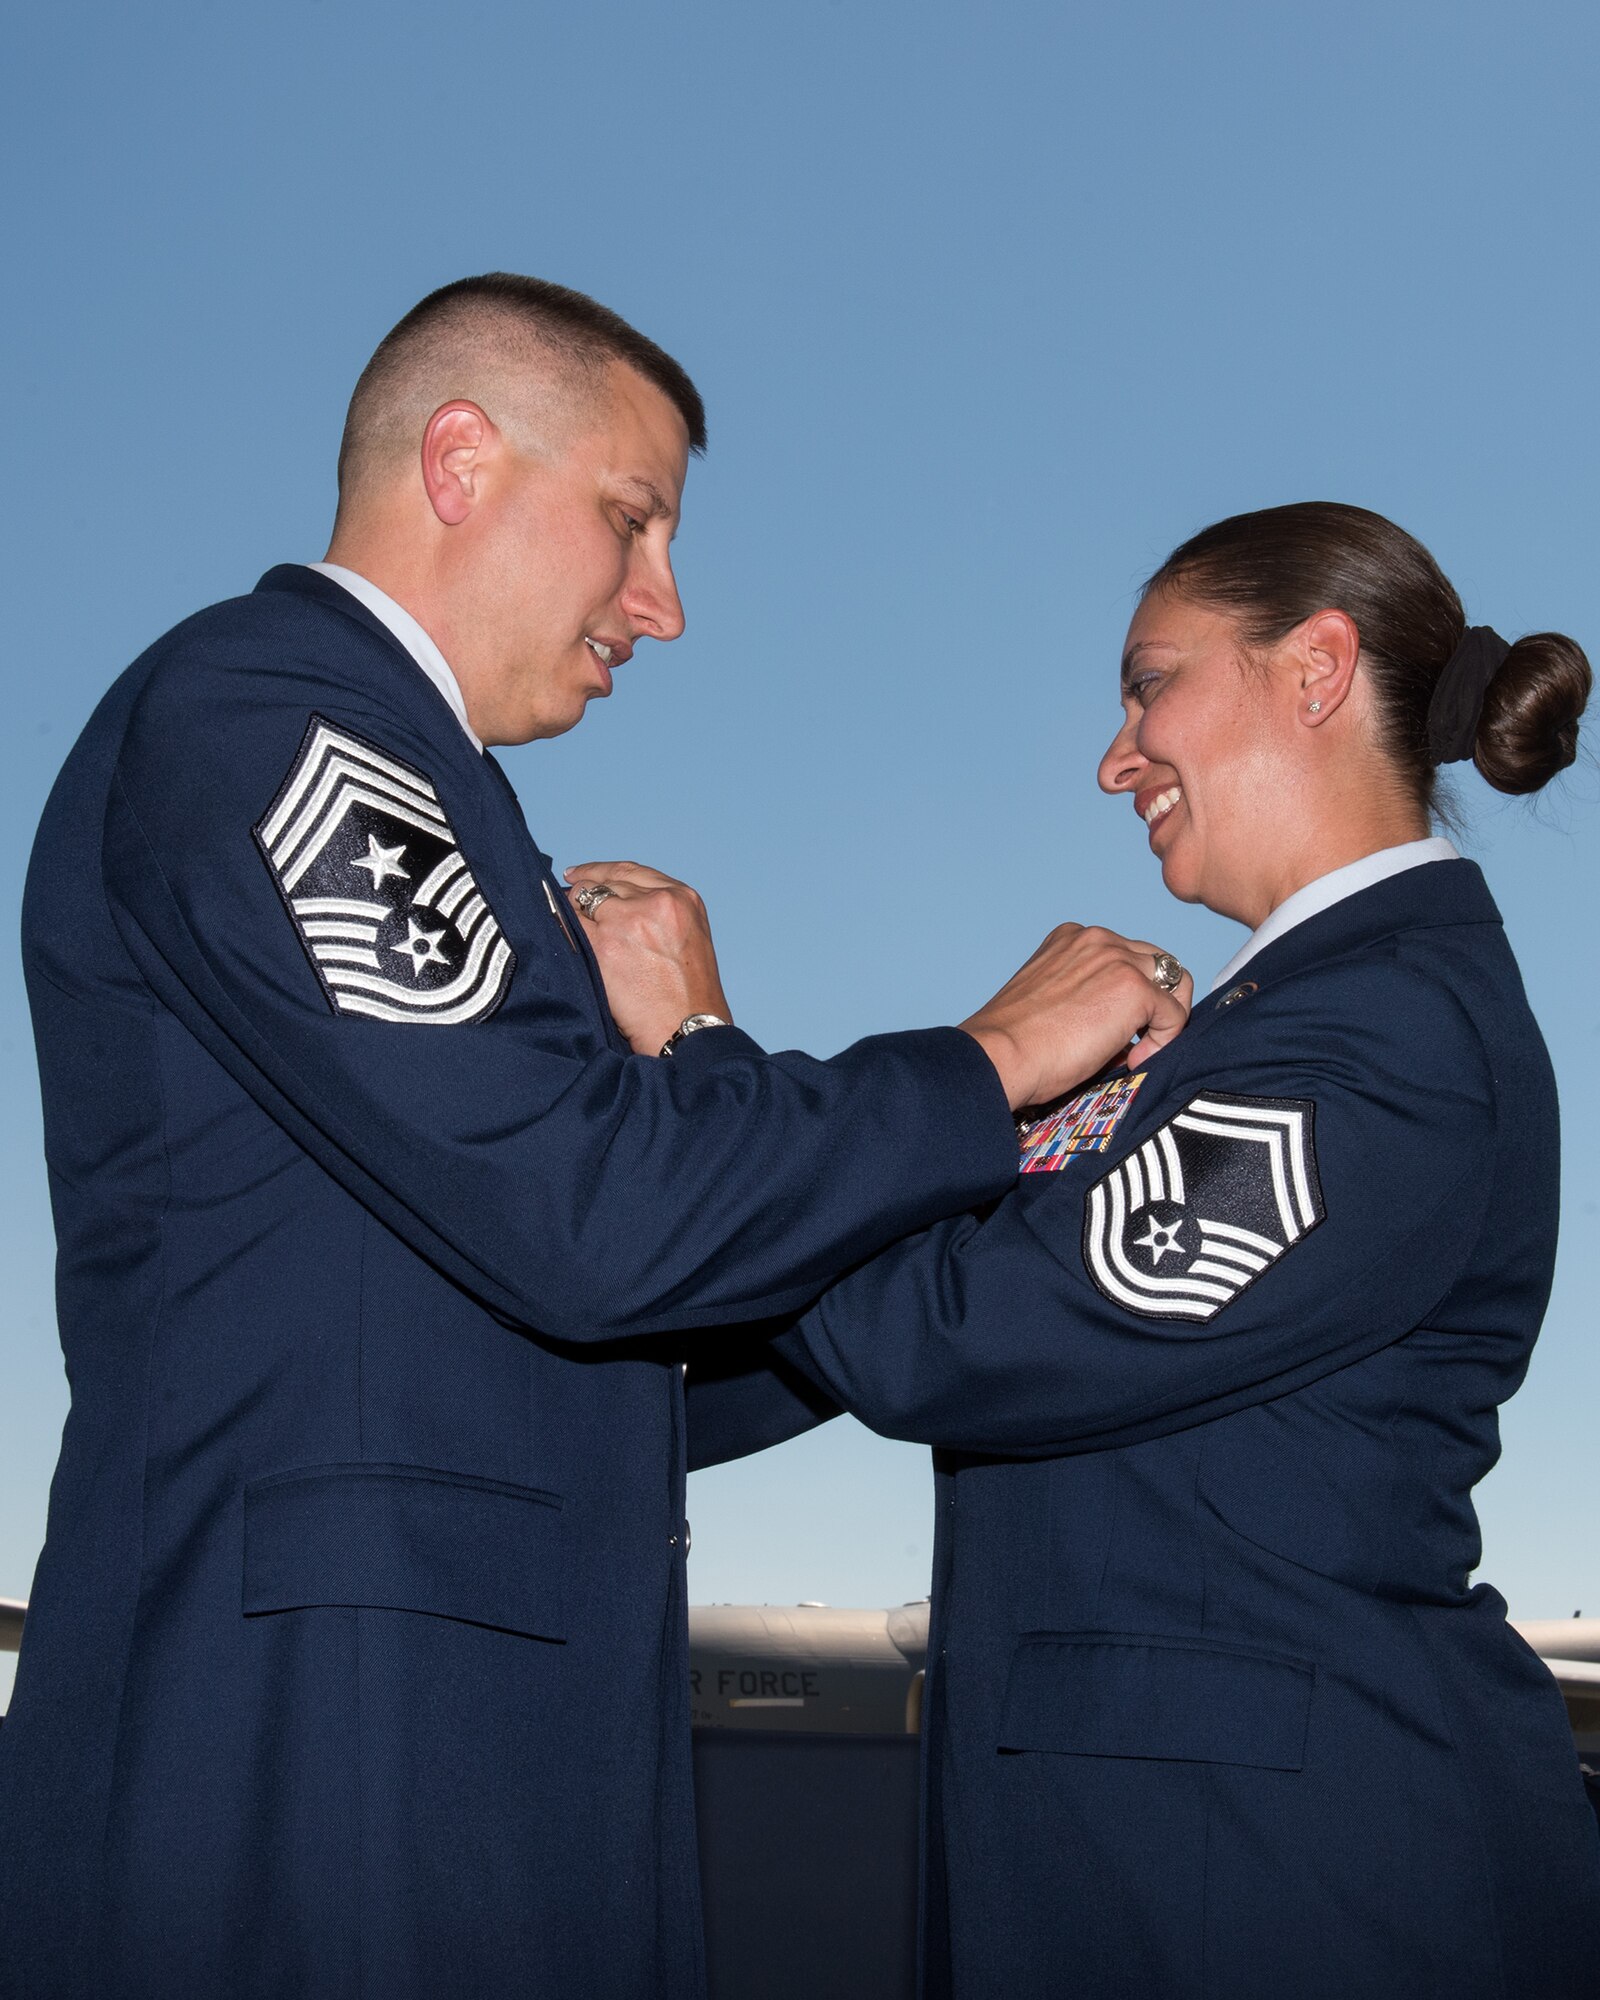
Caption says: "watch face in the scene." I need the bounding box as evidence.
[660,1013,729,1058]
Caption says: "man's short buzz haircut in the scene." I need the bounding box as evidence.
[336,272,707,502]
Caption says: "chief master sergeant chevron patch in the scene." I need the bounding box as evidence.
[254,714,516,1025]
[1081,1092,1324,1322]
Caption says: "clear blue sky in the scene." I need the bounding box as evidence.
[3,1,1597,1708]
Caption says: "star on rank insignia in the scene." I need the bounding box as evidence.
[1081,1092,1324,1321]
[254,715,516,1025]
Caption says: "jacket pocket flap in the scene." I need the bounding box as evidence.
[244,1462,566,1642]
[998,1632,1313,1771]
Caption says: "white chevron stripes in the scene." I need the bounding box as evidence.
[255,716,515,1027]
[1081,1093,1324,1323]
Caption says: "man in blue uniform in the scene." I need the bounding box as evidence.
[0,273,1189,1999]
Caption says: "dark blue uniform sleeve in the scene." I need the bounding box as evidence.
[99,651,1018,1342]
[764,958,1499,1454]
[683,1326,843,1471]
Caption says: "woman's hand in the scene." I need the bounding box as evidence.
[960,924,1193,1109]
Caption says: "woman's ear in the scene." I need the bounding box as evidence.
[1297,609,1361,728]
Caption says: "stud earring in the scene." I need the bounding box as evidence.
[1308,701,1322,714]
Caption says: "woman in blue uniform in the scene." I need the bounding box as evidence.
[687,503,1600,1997]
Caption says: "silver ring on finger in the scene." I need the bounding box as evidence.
[574,883,616,920]
[1150,951,1184,993]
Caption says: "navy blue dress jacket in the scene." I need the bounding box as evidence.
[688,861,1600,1998]
[0,565,1020,2000]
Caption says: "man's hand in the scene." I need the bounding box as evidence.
[960,925,1193,1111]
[564,861,732,1056]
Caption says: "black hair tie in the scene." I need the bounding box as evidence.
[1427,625,1511,765]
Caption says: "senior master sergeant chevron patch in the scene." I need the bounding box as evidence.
[1081,1091,1324,1323]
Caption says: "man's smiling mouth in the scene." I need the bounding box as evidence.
[583,637,615,667]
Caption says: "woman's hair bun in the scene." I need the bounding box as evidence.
[1474,632,1591,795]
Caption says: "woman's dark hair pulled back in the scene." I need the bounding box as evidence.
[1141,502,1589,809]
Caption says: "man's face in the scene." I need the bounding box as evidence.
[453,361,691,745]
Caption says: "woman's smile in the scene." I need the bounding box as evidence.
[1135,783,1184,837]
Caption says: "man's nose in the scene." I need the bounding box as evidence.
[623,547,686,643]
[1097,716,1146,796]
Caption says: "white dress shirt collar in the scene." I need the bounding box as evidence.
[1209,836,1459,993]
[307,562,482,754]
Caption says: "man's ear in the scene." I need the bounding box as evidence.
[1297,608,1362,729]
[421,401,495,527]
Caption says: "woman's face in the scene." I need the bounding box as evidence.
[1097,589,1300,926]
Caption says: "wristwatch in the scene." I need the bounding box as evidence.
[659,1013,729,1057]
